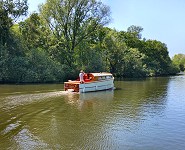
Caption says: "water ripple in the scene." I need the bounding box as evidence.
[1,91,74,109]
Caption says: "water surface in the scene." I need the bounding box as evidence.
[0,75,185,150]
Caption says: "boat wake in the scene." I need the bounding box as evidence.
[1,90,77,110]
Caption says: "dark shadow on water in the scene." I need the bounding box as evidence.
[114,87,122,90]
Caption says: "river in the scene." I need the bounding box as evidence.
[0,74,185,150]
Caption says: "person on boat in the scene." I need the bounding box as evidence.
[79,70,85,83]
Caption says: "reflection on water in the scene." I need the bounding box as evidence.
[64,90,114,110]
[1,75,185,149]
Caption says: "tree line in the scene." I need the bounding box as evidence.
[0,0,181,83]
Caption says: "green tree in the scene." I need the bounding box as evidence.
[172,54,185,71]
[74,26,108,73]
[119,30,144,52]
[127,25,143,39]
[39,0,111,68]
[102,28,146,77]
[107,26,178,77]
[0,0,28,82]
[141,40,174,76]
[122,48,147,77]
[0,0,28,46]
[19,13,53,51]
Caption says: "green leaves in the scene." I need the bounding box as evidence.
[0,1,180,83]
[0,0,28,41]
[39,0,111,67]
[99,26,178,77]
[172,54,185,71]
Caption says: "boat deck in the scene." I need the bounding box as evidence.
[64,81,80,92]
[64,81,80,84]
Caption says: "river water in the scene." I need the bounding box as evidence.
[0,75,185,150]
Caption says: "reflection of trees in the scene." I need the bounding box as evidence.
[113,77,169,120]
[116,77,169,101]
[64,90,114,110]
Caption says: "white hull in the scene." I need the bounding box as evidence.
[79,79,114,93]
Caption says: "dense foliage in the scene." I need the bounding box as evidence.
[0,0,179,83]
[172,54,185,72]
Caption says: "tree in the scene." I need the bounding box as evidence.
[141,40,173,76]
[74,26,109,72]
[0,0,28,82]
[19,13,52,50]
[102,29,125,74]
[39,0,111,68]
[119,26,144,50]
[101,28,146,77]
[0,0,28,45]
[172,54,185,71]
[127,25,143,39]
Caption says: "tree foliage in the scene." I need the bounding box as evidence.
[172,54,185,71]
[0,0,28,45]
[0,0,180,83]
[39,0,111,68]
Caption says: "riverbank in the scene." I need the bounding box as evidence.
[1,72,183,85]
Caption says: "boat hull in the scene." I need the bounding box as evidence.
[79,79,114,93]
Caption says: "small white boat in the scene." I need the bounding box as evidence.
[64,72,114,93]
